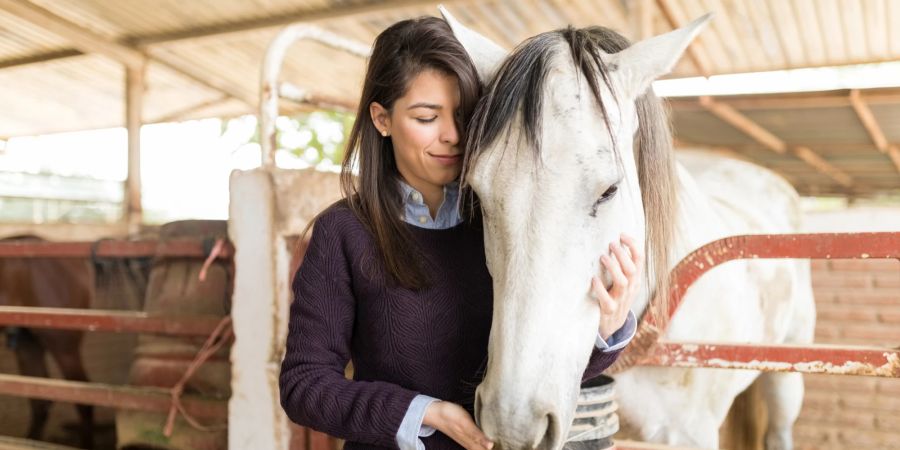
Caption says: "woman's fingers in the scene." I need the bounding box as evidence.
[610,241,636,277]
[620,233,644,268]
[462,424,493,450]
[440,402,493,450]
[591,275,618,313]
[471,430,493,450]
[595,233,645,316]
[600,253,627,298]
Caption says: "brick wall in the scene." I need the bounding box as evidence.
[794,207,900,449]
[794,257,900,449]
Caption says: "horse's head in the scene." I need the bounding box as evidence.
[441,7,710,449]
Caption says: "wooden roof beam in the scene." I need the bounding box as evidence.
[0,0,468,70]
[673,138,813,193]
[698,96,787,153]
[151,95,232,124]
[848,89,900,173]
[698,96,854,187]
[134,0,467,46]
[0,0,146,69]
[655,0,712,77]
[792,146,853,187]
[668,89,900,111]
[0,49,83,70]
[0,0,256,107]
[849,89,889,150]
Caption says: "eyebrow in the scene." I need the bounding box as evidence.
[406,102,442,111]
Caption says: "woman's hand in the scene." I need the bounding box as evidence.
[423,401,493,450]
[591,233,644,341]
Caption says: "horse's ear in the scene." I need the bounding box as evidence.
[609,13,713,99]
[439,5,507,83]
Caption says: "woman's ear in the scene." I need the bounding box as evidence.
[369,101,391,137]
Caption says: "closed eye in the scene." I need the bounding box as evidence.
[416,116,437,123]
[589,184,618,218]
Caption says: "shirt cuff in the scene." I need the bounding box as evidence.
[595,310,637,352]
[397,394,439,450]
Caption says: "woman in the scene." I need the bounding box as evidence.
[279,15,641,450]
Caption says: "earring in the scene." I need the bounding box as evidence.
[382,130,389,137]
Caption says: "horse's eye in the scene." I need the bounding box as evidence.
[590,184,618,218]
[599,185,618,202]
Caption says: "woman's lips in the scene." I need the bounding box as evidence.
[429,153,462,166]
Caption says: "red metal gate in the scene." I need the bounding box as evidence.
[0,239,235,423]
[617,232,900,378]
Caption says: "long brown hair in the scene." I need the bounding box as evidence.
[336,16,480,289]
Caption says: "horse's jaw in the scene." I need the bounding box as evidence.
[472,275,594,449]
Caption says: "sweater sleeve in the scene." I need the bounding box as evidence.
[581,330,625,382]
[581,347,623,382]
[279,212,418,448]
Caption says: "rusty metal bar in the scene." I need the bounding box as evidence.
[0,239,234,259]
[642,342,900,378]
[0,373,227,420]
[618,232,900,377]
[260,24,369,169]
[651,232,900,327]
[0,306,224,336]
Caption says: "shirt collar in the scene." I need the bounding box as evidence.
[397,179,460,205]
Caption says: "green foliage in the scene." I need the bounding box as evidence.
[223,111,354,167]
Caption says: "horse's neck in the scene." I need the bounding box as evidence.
[634,150,803,318]
[632,161,723,318]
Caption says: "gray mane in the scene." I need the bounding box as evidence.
[465,26,619,160]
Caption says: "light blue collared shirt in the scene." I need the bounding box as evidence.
[398,179,463,229]
[394,180,636,450]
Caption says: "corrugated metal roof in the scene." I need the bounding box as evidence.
[1,0,899,197]
[670,88,900,197]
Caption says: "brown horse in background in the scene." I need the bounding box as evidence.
[0,235,94,448]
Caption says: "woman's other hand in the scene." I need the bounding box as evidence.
[423,401,494,450]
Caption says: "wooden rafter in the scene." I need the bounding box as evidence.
[698,96,786,153]
[0,49,82,70]
[848,89,900,173]
[133,0,466,46]
[668,89,900,111]
[0,0,146,69]
[0,0,469,70]
[151,95,232,124]
[673,138,801,188]
[639,0,655,39]
[146,48,255,107]
[849,90,889,150]
[792,146,853,187]
[697,96,854,187]
[0,0,256,107]
[655,0,711,77]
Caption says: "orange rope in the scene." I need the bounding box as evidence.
[198,238,226,282]
[163,315,233,437]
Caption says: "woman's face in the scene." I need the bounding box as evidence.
[370,69,462,196]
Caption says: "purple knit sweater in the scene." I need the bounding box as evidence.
[279,202,622,450]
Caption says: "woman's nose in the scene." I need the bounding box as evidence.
[441,119,459,145]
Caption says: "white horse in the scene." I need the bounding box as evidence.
[440,7,816,450]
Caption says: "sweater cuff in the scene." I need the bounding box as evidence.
[397,394,439,450]
[595,310,637,352]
